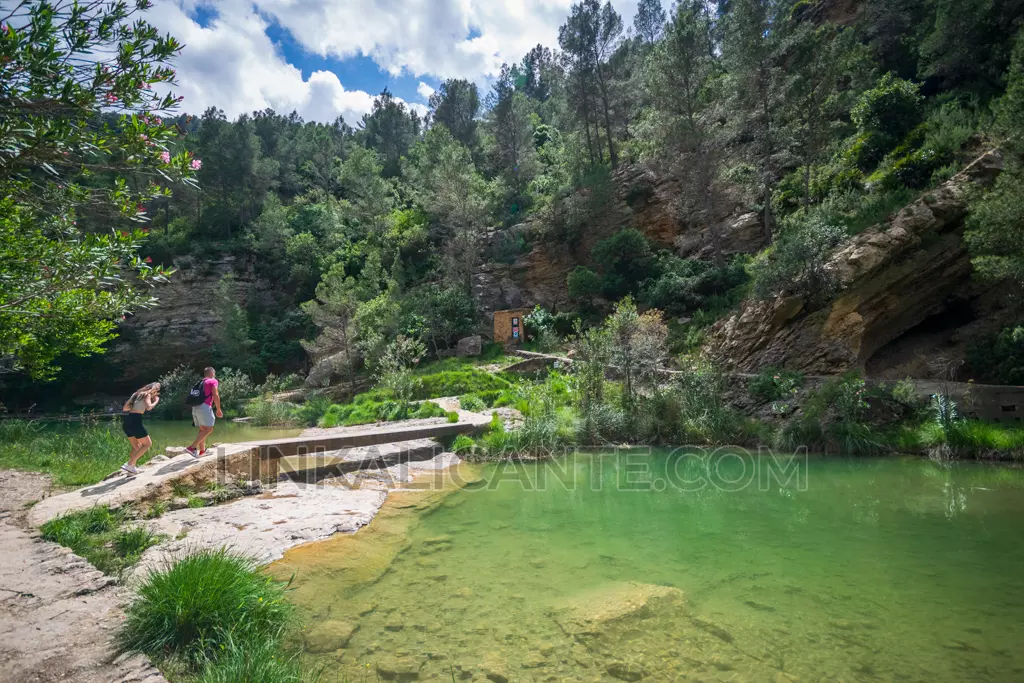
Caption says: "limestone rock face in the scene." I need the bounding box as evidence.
[106,256,276,387]
[707,150,1004,374]
[473,163,764,315]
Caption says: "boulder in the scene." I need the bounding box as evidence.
[305,620,357,653]
[707,150,1004,374]
[456,335,483,357]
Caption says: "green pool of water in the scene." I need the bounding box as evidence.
[283,450,1024,682]
[142,420,301,452]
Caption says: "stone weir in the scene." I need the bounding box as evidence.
[28,412,491,529]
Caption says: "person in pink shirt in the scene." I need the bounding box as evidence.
[186,367,222,458]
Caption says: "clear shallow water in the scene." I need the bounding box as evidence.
[278,451,1024,682]
[141,420,301,453]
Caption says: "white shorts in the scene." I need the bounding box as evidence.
[192,404,216,427]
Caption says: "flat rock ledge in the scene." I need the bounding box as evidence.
[131,451,463,577]
[0,470,166,683]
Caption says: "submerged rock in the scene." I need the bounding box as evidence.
[375,656,423,681]
[606,660,647,681]
[550,582,685,637]
[305,620,357,652]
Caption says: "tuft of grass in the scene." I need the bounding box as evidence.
[196,637,322,683]
[412,369,511,400]
[118,548,294,666]
[171,482,195,498]
[40,506,159,575]
[186,496,206,509]
[144,501,167,520]
[114,527,161,562]
[446,411,460,424]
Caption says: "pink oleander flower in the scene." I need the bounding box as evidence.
[159,151,170,163]
[190,159,202,170]
[145,256,153,263]
[105,93,118,104]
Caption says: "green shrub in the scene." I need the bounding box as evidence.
[967,326,1024,384]
[451,434,477,454]
[591,229,659,299]
[186,496,206,509]
[215,368,257,416]
[851,73,924,159]
[244,394,298,427]
[748,367,804,402]
[145,501,167,520]
[459,394,486,412]
[869,146,951,191]
[567,266,601,305]
[641,257,748,318]
[153,365,200,419]
[292,393,333,428]
[414,401,447,419]
[446,411,460,424]
[750,216,846,302]
[118,549,294,665]
[255,373,305,395]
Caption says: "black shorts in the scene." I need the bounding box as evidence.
[122,413,148,439]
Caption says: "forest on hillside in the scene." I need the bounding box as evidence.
[4,0,1024,403]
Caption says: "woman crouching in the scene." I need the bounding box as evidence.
[121,382,160,475]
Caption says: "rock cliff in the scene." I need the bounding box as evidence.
[473,163,764,314]
[107,256,270,386]
[707,150,1005,375]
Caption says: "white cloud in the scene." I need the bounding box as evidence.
[253,0,585,80]
[417,81,436,100]
[152,0,424,123]
[151,0,647,122]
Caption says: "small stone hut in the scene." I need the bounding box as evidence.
[494,309,528,345]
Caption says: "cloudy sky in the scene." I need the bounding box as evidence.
[149,0,643,124]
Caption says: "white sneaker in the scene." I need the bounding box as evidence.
[121,463,139,475]
[185,447,199,459]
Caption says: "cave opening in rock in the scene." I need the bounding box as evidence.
[865,300,978,379]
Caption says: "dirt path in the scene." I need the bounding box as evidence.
[0,470,165,683]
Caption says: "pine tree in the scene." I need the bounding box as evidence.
[428,79,480,149]
[634,0,667,44]
[644,0,726,264]
[722,0,792,243]
[559,0,624,168]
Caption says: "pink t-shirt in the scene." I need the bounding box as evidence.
[203,378,219,406]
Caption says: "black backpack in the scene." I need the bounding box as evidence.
[185,379,206,406]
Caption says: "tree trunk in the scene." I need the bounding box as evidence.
[702,159,725,268]
[594,61,617,168]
